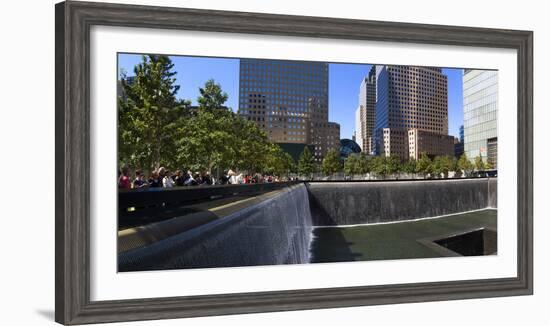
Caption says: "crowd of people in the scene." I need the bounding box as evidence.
[118,166,283,190]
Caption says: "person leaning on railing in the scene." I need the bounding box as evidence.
[119,165,290,190]
[132,169,147,189]
[118,167,131,189]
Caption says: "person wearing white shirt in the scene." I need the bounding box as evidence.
[158,167,174,188]
[163,174,174,188]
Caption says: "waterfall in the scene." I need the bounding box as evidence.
[119,178,497,272]
[119,184,313,272]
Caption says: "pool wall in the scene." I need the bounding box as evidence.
[118,184,313,272]
[119,178,497,271]
[307,178,497,226]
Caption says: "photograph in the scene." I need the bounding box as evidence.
[46,1,534,324]
[116,53,498,272]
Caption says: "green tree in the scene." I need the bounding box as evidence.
[344,153,369,176]
[298,146,315,178]
[344,154,359,175]
[402,159,417,174]
[175,79,237,174]
[265,145,295,177]
[233,118,272,173]
[416,153,433,177]
[197,79,229,110]
[118,54,189,171]
[175,79,280,177]
[369,156,386,176]
[385,155,402,176]
[474,154,485,171]
[175,107,235,174]
[449,156,460,177]
[281,152,296,175]
[432,155,454,178]
[457,153,473,176]
[357,153,370,175]
[321,148,342,175]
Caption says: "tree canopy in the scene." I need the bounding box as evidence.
[118,55,292,178]
[344,153,370,175]
[118,55,190,171]
[432,155,455,178]
[416,153,433,176]
[474,154,485,171]
[197,79,229,111]
[298,146,315,178]
[321,148,342,175]
[457,153,473,176]
[402,159,417,174]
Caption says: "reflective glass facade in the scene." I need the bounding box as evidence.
[462,70,498,167]
[238,59,339,160]
[339,138,362,158]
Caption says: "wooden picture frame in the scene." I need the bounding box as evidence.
[55,1,533,324]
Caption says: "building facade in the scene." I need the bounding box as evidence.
[355,66,377,154]
[376,128,409,160]
[373,65,450,160]
[408,129,455,160]
[355,106,364,152]
[238,59,340,161]
[463,69,498,168]
[321,122,341,157]
[454,137,464,158]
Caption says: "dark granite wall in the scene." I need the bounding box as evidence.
[119,184,313,272]
[488,177,498,208]
[119,179,497,271]
[307,178,498,226]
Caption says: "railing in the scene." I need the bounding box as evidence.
[294,170,498,181]
[118,181,300,229]
[303,175,497,183]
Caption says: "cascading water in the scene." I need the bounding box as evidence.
[306,178,497,225]
[118,184,314,272]
[119,178,497,272]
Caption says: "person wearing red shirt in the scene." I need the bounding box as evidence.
[118,167,131,189]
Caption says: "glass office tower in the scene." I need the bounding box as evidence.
[238,59,340,161]
[463,69,498,168]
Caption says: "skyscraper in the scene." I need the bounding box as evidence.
[408,129,455,160]
[373,65,452,160]
[355,66,377,154]
[238,59,340,161]
[454,125,465,158]
[355,106,363,152]
[463,69,498,168]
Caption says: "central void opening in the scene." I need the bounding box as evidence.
[434,228,497,256]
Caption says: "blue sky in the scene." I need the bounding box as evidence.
[118,54,464,138]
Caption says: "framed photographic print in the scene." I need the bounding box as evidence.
[55,0,533,324]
